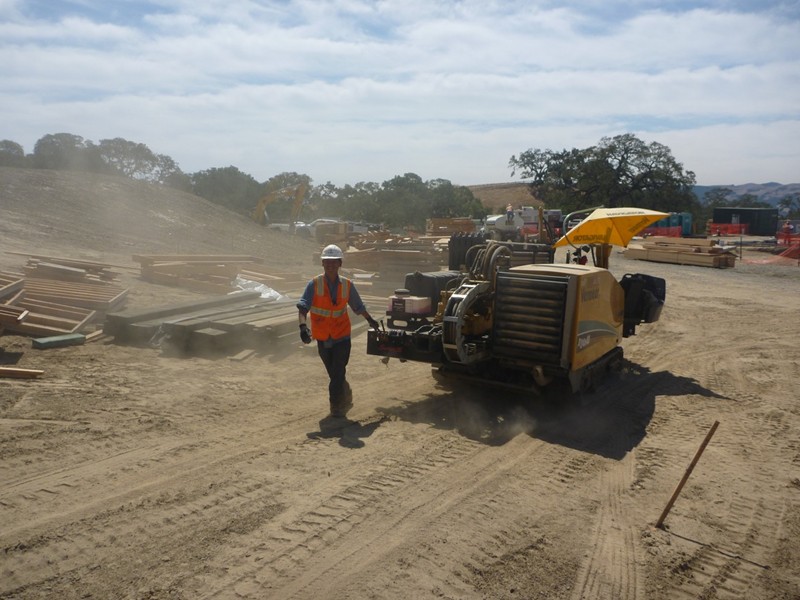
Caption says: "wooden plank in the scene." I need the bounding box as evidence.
[142,263,239,277]
[0,307,28,325]
[645,236,718,247]
[0,367,44,379]
[32,333,87,349]
[84,330,106,343]
[6,251,128,271]
[139,271,233,294]
[12,298,95,320]
[133,254,261,265]
[228,349,257,362]
[104,291,262,336]
[0,276,25,301]
[24,262,88,280]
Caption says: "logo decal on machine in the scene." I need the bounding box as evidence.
[575,320,618,352]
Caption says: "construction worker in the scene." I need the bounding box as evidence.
[297,244,380,419]
[782,220,794,245]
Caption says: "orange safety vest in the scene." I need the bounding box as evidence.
[309,274,351,341]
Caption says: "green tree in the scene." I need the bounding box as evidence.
[509,134,699,217]
[32,133,109,173]
[98,138,160,180]
[377,173,430,230]
[0,140,27,167]
[191,166,263,214]
[778,193,800,218]
[428,179,485,219]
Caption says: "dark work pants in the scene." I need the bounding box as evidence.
[317,338,351,407]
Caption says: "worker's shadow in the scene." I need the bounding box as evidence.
[376,361,728,459]
[307,415,389,449]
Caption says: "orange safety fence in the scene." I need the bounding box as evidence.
[708,223,749,235]
[641,226,682,237]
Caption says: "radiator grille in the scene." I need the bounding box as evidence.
[492,271,569,366]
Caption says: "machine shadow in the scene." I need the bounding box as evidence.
[377,361,727,459]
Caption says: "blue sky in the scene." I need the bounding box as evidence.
[1,0,798,186]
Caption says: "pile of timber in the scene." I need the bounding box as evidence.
[133,254,309,296]
[624,237,737,268]
[105,290,385,357]
[8,251,123,282]
[1,254,129,337]
[324,239,446,287]
[105,290,291,353]
[134,254,266,294]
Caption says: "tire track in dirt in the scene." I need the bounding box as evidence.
[663,497,784,600]
[642,387,795,599]
[189,424,608,599]
[0,365,437,596]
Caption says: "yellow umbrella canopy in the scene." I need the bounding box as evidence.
[554,207,670,248]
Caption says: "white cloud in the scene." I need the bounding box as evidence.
[1,0,798,185]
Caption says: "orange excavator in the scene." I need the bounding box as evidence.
[251,182,308,229]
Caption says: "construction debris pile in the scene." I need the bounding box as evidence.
[624,237,737,268]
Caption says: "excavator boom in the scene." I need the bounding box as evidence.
[252,183,308,226]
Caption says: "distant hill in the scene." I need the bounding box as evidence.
[467,183,540,213]
[693,183,800,206]
[468,181,799,212]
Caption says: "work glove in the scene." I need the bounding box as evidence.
[299,323,312,344]
[367,316,380,331]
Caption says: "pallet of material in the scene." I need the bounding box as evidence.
[624,241,736,268]
[21,278,129,311]
[2,297,96,336]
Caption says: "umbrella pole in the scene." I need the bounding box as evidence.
[596,243,611,268]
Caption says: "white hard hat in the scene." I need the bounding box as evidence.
[321,244,344,261]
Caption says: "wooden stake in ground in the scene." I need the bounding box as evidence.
[656,420,720,529]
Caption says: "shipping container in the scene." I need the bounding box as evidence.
[712,207,779,236]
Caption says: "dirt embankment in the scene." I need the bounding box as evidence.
[1,167,799,600]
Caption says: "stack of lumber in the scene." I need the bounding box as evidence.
[8,252,123,282]
[105,289,384,357]
[1,255,129,337]
[624,237,736,268]
[134,254,266,294]
[337,239,446,272]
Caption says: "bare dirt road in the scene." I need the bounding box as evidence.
[1,167,799,599]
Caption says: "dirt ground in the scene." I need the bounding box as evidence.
[1,167,799,600]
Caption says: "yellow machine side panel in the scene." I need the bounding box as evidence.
[569,270,624,371]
